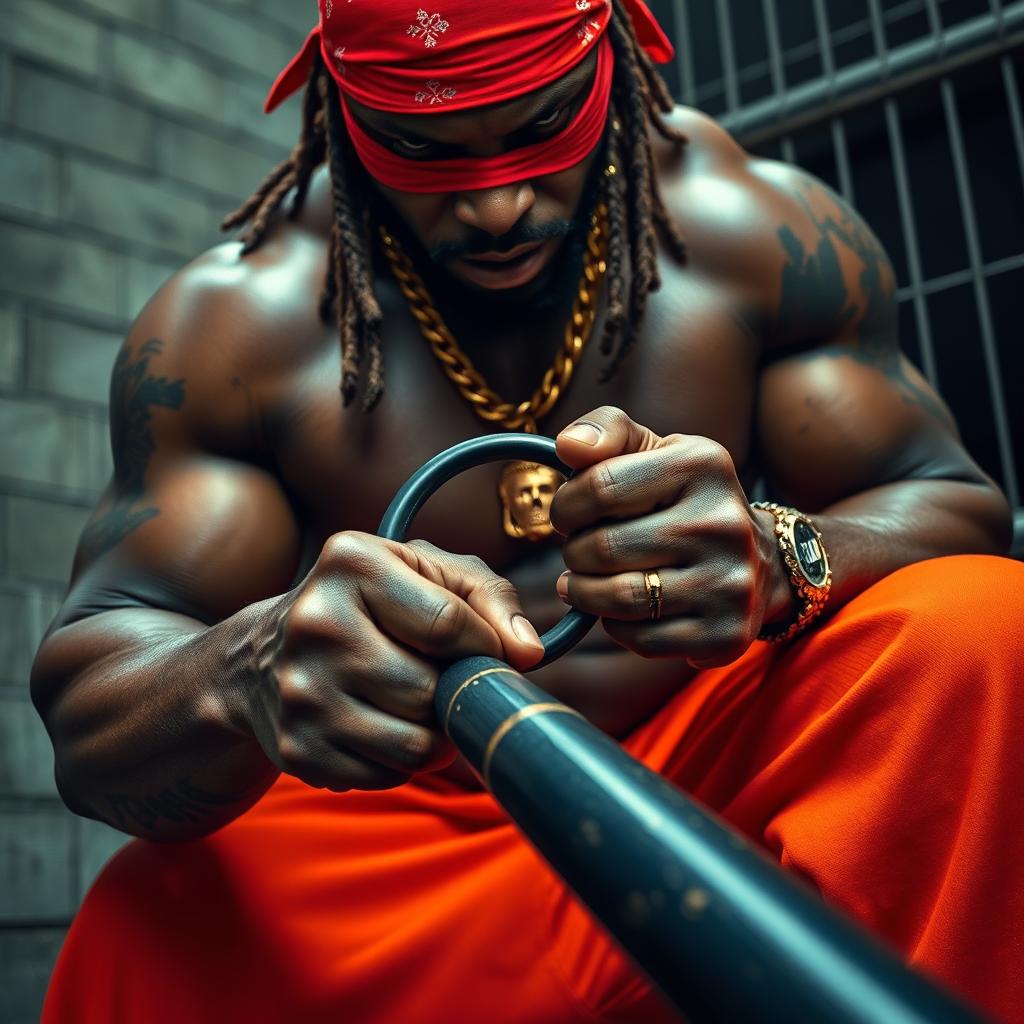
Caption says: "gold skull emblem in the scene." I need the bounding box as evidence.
[498,462,564,541]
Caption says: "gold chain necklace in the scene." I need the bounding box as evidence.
[379,200,609,540]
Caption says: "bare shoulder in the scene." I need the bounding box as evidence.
[124,196,330,455]
[654,105,897,350]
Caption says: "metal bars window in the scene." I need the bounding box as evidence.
[657,0,1023,505]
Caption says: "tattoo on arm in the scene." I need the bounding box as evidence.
[81,339,185,559]
[106,777,247,833]
[774,175,949,423]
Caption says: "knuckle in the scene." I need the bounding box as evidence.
[621,575,647,615]
[426,596,466,648]
[594,528,618,569]
[479,574,517,604]
[694,438,733,475]
[276,665,316,709]
[275,732,309,773]
[322,531,375,574]
[285,590,330,640]
[396,667,437,713]
[720,503,754,539]
[406,538,440,556]
[588,463,619,513]
[396,728,437,769]
[460,553,492,579]
[339,645,377,689]
[722,563,757,601]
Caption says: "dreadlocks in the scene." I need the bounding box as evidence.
[222,2,688,410]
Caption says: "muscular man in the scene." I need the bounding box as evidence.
[34,2,1022,1021]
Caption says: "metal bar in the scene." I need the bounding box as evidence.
[721,2,1024,147]
[923,0,943,38]
[884,98,941,387]
[940,77,1020,504]
[812,0,856,203]
[1002,57,1024,189]
[811,0,836,80]
[760,0,794,163]
[715,0,740,112]
[762,0,787,97]
[432,654,986,1024]
[671,0,698,107]
[866,0,891,65]
[695,0,936,109]
[831,119,856,203]
[894,251,1024,301]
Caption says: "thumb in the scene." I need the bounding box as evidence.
[555,406,664,471]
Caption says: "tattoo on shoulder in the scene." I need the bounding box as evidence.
[774,174,947,421]
[106,776,247,834]
[80,339,186,559]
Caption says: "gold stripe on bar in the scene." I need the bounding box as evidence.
[443,667,521,730]
[482,704,585,787]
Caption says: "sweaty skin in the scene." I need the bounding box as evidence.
[31,97,1010,839]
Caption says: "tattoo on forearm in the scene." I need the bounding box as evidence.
[775,177,948,423]
[107,777,246,833]
[81,339,185,559]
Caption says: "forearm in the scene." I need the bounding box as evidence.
[759,478,1013,627]
[32,601,278,842]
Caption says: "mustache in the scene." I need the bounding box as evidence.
[429,219,575,263]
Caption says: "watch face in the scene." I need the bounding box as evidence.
[792,518,828,586]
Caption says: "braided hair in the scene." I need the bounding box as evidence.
[222,2,688,410]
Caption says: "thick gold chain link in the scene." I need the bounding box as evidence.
[379,203,608,433]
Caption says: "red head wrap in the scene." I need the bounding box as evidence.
[265,1,673,192]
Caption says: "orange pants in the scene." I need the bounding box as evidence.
[43,556,1024,1023]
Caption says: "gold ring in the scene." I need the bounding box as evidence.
[643,570,663,621]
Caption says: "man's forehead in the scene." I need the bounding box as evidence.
[347,50,598,139]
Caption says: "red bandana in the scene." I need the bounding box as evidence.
[265,1,673,192]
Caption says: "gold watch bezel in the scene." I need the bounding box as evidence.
[753,502,832,642]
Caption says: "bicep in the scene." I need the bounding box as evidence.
[750,161,987,508]
[757,344,984,511]
[60,321,301,628]
[65,454,302,628]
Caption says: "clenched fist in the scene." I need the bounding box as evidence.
[236,534,544,792]
[551,406,790,668]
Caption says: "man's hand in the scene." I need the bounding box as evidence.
[236,534,544,792]
[551,407,789,668]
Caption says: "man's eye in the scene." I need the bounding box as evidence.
[392,137,434,155]
[534,106,566,129]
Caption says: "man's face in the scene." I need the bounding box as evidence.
[346,52,600,299]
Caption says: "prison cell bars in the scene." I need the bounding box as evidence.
[668,0,1023,509]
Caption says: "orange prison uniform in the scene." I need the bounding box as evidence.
[43,555,1024,1023]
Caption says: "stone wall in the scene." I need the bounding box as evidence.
[0,1,303,1018]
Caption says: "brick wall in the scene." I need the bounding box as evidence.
[0,1,303,1018]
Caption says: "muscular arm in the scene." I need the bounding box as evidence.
[31,261,304,841]
[751,162,1011,625]
[32,239,543,838]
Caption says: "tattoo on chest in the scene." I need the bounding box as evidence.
[776,177,947,422]
[81,338,185,559]
[106,776,247,833]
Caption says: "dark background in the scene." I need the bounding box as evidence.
[0,2,1020,1019]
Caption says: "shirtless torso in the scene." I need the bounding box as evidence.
[31,106,1009,833]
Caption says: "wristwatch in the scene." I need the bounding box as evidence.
[752,501,832,642]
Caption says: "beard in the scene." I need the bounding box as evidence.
[370,148,607,325]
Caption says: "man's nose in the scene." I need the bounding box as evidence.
[453,183,535,238]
